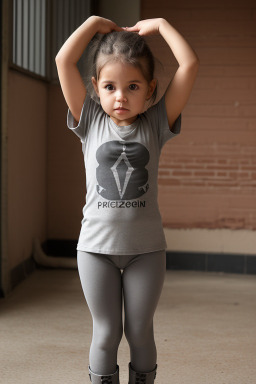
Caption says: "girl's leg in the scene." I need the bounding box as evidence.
[122,250,166,373]
[77,251,123,375]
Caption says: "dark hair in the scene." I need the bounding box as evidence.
[86,31,158,104]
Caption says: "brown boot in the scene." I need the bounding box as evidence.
[128,362,157,384]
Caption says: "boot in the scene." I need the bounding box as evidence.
[88,364,119,384]
[128,362,157,384]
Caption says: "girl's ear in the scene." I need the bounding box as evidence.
[146,79,157,100]
[91,77,99,97]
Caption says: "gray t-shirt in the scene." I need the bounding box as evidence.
[67,94,181,255]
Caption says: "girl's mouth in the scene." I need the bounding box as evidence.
[115,107,129,114]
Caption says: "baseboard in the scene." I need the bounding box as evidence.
[11,256,36,289]
[7,240,76,293]
[166,251,256,275]
[0,286,5,298]
[42,239,256,275]
[5,244,255,297]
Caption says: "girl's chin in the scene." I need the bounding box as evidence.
[102,106,141,126]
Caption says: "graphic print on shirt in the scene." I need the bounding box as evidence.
[96,140,150,200]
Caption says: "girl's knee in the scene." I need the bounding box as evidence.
[94,324,123,351]
[124,322,153,348]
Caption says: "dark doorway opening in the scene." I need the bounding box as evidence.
[0,0,3,297]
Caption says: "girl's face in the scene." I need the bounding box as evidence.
[92,61,156,126]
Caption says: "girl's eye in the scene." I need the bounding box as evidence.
[129,84,138,91]
[105,84,114,91]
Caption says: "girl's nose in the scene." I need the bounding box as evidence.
[116,91,127,102]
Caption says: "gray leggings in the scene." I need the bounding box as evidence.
[77,249,166,376]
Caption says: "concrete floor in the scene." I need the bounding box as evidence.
[1,268,256,384]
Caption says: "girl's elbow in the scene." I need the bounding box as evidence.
[188,58,200,74]
[195,57,200,67]
[194,51,200,65]
[55,54,62,63]
[181,57,200,72]
[55,51,68,63]
[191,56,200,68]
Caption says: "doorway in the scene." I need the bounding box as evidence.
[0,0,3,297]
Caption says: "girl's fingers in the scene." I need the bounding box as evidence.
[125,25,140,32]
[113,24,124,31]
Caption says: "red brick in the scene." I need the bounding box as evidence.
[207,165,238,171]
[217,172,228,177]
[158,178,181,186]
[181,181,205,187]
[218,159,228,164]
[168,164,185,169]
[229,172,250,179]
[206,181,239,187]
[172,171,193,177]
[159,163,183,169]
[241,166,256,171]
[229,159,240,165]
[194,171,215,177]
[177,158,197,163]
[195,159,216,164]
[186,164,205,169]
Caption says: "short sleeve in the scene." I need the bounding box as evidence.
[145,95,181,149]
[67,94,101,143]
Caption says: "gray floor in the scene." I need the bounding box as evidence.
[1,268,256,384]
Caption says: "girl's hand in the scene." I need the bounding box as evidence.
[92,15,123,34]
[125,18,164,36]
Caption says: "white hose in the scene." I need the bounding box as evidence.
[32,237,77,269]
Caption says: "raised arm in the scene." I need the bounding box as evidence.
[126,18,200,130]
[55,16,122,123]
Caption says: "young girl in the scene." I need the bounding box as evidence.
[55,15,199,384]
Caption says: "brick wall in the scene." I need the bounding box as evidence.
[141,0,256,230]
